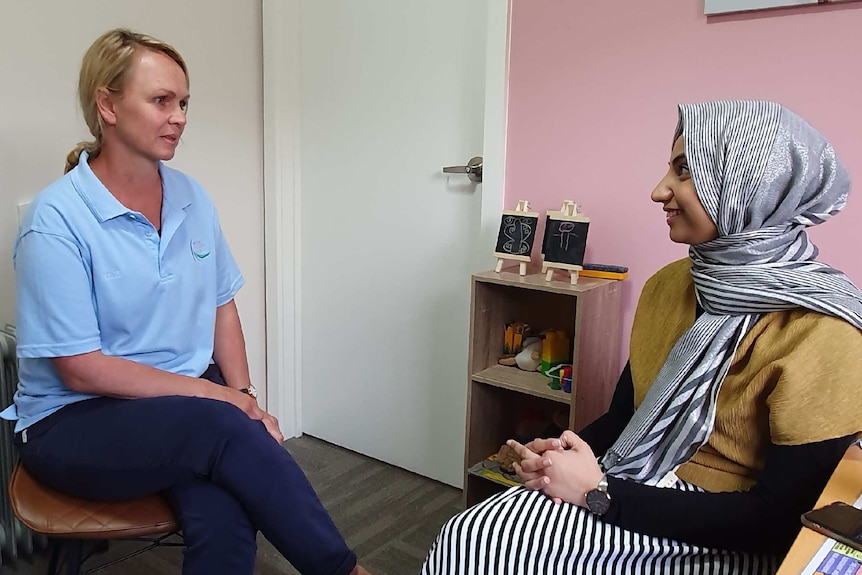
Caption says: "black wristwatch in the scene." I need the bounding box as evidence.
[585,474,611,516]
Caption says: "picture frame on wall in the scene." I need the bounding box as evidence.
[705,0,860,15]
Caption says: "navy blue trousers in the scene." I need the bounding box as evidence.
[14,392,356,575]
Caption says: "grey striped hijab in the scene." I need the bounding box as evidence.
[602,100,862,486]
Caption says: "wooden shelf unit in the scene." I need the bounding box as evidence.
[464,270,623,507]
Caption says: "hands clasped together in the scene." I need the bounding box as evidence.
[507,430,604,507]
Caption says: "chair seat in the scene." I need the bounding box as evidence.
[9,463,178,539]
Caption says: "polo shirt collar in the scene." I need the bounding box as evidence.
[69,150,194,222]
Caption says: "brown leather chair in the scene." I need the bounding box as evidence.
[8,462,181,575]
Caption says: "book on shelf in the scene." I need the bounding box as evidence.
[467,453,524,489]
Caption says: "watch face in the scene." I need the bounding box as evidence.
[586,489,611,516]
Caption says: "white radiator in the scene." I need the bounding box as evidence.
[0,325,45,565]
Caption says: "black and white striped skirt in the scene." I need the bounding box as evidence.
[421,485,779,575]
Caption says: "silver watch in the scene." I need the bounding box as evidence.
[240,383,258,399]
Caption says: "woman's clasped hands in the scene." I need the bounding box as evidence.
[507,430,604,507]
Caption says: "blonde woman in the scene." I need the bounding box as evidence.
[1,29,370,575]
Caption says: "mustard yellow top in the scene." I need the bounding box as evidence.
[630,258,862,493]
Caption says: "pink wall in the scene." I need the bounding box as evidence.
[506,0,862,367]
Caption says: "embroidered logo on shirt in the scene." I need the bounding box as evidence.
[191,240,211,260]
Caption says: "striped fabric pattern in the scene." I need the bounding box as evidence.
[421,484,780,575]
[603,100,862,486]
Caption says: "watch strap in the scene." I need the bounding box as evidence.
[597,474,609,493]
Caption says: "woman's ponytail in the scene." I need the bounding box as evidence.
[64,140,100,174]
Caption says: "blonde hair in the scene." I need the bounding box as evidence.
[64,29,189,174]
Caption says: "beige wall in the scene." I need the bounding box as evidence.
[0,2,268,402]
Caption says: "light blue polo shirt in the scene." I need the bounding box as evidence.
[0,151,244,432]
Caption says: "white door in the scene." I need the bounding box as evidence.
[263,0,509,487]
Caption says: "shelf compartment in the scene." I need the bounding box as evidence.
[463,380,570,507]
[472,364,570,404]
[469,281,578,380]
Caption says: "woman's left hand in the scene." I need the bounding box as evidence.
[540,434,604,507]
[515,432,604,507]
[261,412,284,444]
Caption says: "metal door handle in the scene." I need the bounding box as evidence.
[443,156,483,183]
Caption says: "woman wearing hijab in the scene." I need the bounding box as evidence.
[421,100,862,574]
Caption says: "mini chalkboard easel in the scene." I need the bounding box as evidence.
[541,201,590,285]
[493,200,539,276]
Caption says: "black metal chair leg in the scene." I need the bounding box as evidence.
[65,540,83,575]
[44,533,183,575]
[45,539,62,575]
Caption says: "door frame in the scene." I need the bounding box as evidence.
[261,0,512,437]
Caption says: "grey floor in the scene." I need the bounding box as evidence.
[2,435,463,575]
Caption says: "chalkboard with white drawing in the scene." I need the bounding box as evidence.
[543,218,589,267]
[494,213,539,260]
[541,202,590,269]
